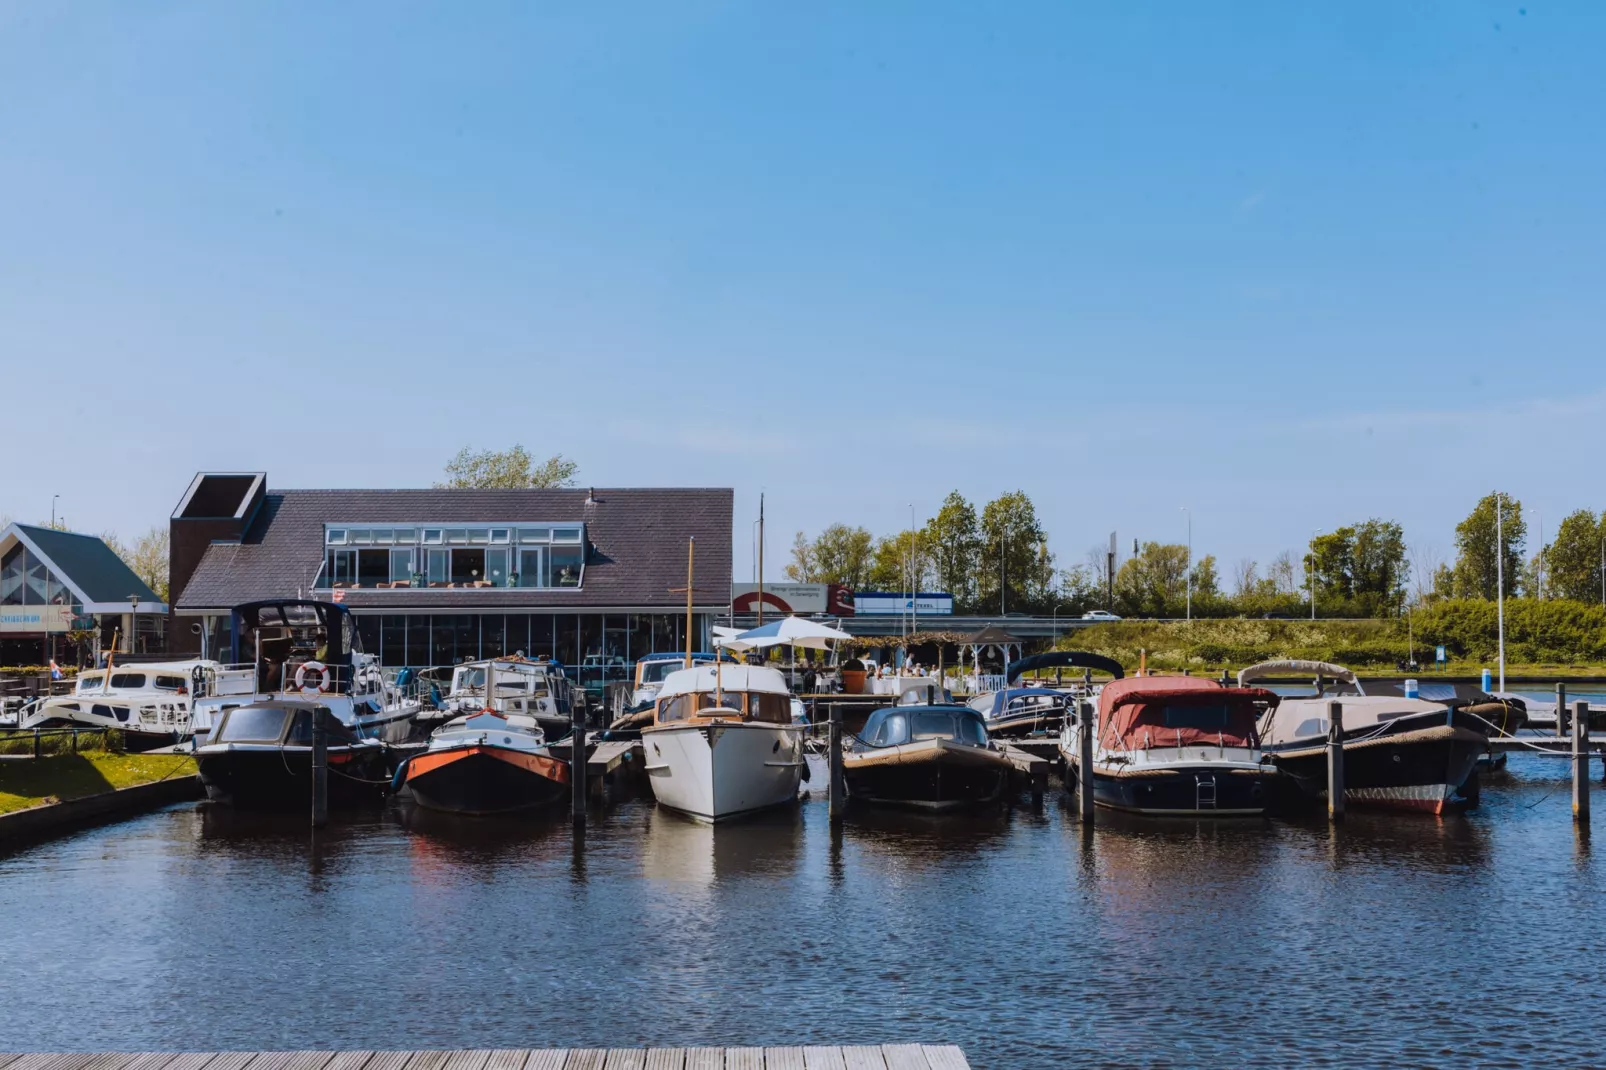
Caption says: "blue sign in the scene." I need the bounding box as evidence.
[1435,645,1446,664]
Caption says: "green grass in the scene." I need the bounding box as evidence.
[0,752,197,815]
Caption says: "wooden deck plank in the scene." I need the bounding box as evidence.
[123,1053,219,1070]
[204,1053,258,1070]
[641,1052,684,1070]
[483,1052,528,1070]
[521,1054,567,1070]
[601,1053,644,1070]
[683,1050,722,1070]
[722,1052,760,1070]
[39,1056,100,1070]
[6,1057,67,1070]
[0,1055,25,1070]
[280,1053,338,1070]
[400,1054,450,1070]
[801,1050,846,1070]
[762,1052,804,1070]
[360,1055,413,1070]
[243,1053,298,1070]
[918,1049,967,1070]
[322,1054,376,1070]
[879,1048,927,1070]
[840,1050,885,1070]
[442,1054,490,1070]
[562,1054,605,1070]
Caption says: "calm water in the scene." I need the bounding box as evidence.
[1,754,1603,1069]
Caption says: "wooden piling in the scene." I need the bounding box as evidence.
[1076,699,1095,822]
[1326,700,1344,821]
[1574,700,1590,821]
[571,724,588,825]
[1556,682,1567,739]
[828,703,846,822]
[310,719,328,829]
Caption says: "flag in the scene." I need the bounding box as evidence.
[49,659,63,680]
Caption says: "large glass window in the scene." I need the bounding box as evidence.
[549,545,583,587]
[1,546,24,606]
[579,614,602,662]
[390,548,415,585]
[431,615,458,665]
[404,616,430,667]
[357,549,389,586]
[24,552,49,604]
[328,550,356,587]
[451,548,486,585]
[554,615,578,665]
[517,548,543,588]
[482,614,505,658]
[453,615,480,662]
[485,548,510,587]
[527,615,555,660]
[504,614,529,657]
[427,549,449,586]
[381,615,407,667]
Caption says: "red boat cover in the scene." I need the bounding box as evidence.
[1097,676,1278,750]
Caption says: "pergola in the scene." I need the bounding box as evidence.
[960,625,1023,679]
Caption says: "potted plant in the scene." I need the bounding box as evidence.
[840,657,868,695]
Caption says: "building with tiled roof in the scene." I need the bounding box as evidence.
[168,473,733,669]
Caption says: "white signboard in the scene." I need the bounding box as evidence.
[0,605,76,633]
[853,592,954,616]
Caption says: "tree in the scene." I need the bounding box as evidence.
[437,445,578,489]
[921,492,981,611]
[785,524,875,588]
[1115,542,1189,617]
[867,530,924,591]
[978,491,1050,614]
[1266,551,1298,595]
[1233,558,1259,599]
[1546,509,1605,602]
[1409,542,1446,604]
[1055,565,1104,616]
[1308,527,1358,601]
[124,527,170,602]
[1189,554,1221,600]
[1452,493,1525,600]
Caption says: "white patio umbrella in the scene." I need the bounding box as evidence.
[733,615,853,651]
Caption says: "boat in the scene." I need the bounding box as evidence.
[844,701,1012,809]
[17,659,217,750]
[403,663,570,815]
[417,655,580,737]
[1059,675,1280,816]
[628,651,736,712]
[194,698,391,808]
[189,599,422,747]
[969,651,1124,738]
[1243,660,1499,815]
[639,662,806,822]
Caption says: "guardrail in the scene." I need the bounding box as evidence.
[0,725,119,758]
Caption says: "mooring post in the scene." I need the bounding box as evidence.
[1573,700,1590,822]
[1077,699,1095,822]
[1556,682,1567,739]
[33,728,40,760]
[828,703,845,822]
[310,719,328,829]
[571,721,588,825]
[71,727,78,754]
[1327,700,1345,821]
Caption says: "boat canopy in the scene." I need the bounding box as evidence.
[1006,651,1124,684]
[859,705,988,749]
[1236,659,1359,691]
[987,687,1071,718]
[229,599,356,665]
[658,663,790,697]
[1098,676,1278,750]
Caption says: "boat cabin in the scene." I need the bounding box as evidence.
[653,663,793,725]
[858,705,990,749]
[1097,676,1276,751]
[199,599,379,699]
[209,700,361,747]
[982,687,1070,722]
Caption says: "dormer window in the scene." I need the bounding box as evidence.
[319,521,584,589]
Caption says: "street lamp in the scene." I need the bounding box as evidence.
[1180,506,1192,621]
[1051,603,1068,644]
[127,592,140,655]
[51,495,59,529]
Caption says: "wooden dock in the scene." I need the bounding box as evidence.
[0,1049,969,1070]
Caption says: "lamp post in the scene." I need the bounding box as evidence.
[1307,553,1316,621]
[1052,603,1068,646]
[127,592,140,655]
[1181,506,1192,621]
[51,495,59,529]
[999,520,1010,616]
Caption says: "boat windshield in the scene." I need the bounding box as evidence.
[659,690,792,724]
[864,708,987,747]
[76,674,104,693]
[214,705,292,743]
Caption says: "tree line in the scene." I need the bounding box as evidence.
[785,489,1606,619]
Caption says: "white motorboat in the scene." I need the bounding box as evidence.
[640,663,806,822]
[18,659,217,750]
[420,655,580,736]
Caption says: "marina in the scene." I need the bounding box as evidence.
[0,1051,970,1070]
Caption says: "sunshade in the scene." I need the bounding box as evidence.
[733,615,854,651]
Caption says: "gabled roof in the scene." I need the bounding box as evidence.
[961,625,1022,645]
[0,523,164,612]
[173,487,733,612]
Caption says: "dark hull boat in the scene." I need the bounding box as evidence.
[844,705,1011,810]
[1266,709,1489,815]
[193,700,392,809]
[1074,760,1277,816]
[405,744,569,815]
[197,744,390,809]
[1240,661,1498,815]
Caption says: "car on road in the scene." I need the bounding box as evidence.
[1080,610,1122,622]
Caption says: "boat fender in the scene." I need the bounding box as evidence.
[295,661,330,694]
[429,684,444,709]
[391,758,410,793]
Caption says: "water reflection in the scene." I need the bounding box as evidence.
[639,802,806,892]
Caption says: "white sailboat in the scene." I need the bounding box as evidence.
[640,662,806,821]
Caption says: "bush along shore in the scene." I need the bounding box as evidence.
[1062,599,1606,676]
[0,730,197,815]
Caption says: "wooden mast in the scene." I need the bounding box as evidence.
[757,493,765,627]
[684,536,695,669]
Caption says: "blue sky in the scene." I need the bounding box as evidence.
[3,2,1602,583]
